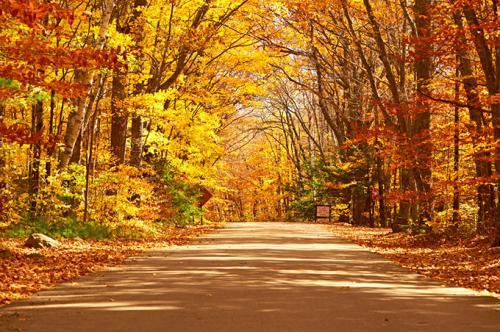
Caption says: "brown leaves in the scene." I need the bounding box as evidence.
[329,224,500,294]
[0,225,217,305]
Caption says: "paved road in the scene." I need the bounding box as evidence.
[1,222,499,331]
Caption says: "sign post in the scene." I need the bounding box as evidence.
[315,205,331,223]
[197,187,213,224]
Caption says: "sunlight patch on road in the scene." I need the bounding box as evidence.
[187,243,366,251]
[14,301,182,311]
[276,269,389,277]
[270,278,483,297]
[169,255,387,264]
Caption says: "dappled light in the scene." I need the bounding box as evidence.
[2,223,498,331]
[1,0,500,330]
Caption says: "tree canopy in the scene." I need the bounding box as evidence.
[0,0,498,247]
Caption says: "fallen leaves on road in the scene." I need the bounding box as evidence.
[329,224,500,295]
[0,225,218,305]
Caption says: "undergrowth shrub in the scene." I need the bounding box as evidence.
[161,163,202,227]
[34,164,85,220]
[90,165,157,224]
[5,216,111,239]
[1,158,207,239]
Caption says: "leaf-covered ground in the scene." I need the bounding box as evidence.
[0,225,218,305]
[329,224,500,295]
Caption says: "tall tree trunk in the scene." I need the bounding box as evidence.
[374,104,387,227]
[452,13,493,233]
[45,89,56,177]
[494,5,500,247]
[110,0,147,164]
[71,131,82,164]
[452,64,460,228]
[351,183,370,226]
[84,105,99,223]
[30,100,43,213]
[130,115,143,166]
[343,1,389,227]
[59,71,88,168]
[364,0,414,231]
[413,0,433,223]
[59,0,114,168]
[111,72,128,163]
[462,7,498,238]
[492,2,500,247]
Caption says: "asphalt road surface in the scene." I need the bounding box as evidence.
[1,222,498,331]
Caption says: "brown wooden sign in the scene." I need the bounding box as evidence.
[315,205,331,223]
[197,187,213,207]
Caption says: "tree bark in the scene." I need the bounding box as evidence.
[462,7,499,239]
[45,89,56,177]
[364,0,414,231]
[110,0,148,164]
[413,0,433,223]
[452,64,460,228]
[111,72,128,163]
[130,115,143,166]
[59,0,114,168]
[30,100,43,213]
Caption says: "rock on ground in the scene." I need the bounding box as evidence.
[24,234,60,249]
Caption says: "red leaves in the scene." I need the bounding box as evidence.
[0,121,58,148]
[2,37,117,71]
[0,0,118,101]
[0,0,75,28]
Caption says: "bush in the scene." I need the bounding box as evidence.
[5,216,112,240]
[161,163,202,227]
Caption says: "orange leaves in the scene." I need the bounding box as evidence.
[0,0,119,101]
[0,240,136,305]
[2,38,117,70]
[0,225,217,305]
[330,224,500,293]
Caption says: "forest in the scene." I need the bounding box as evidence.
[0,0,499,303]
[1,0,498,241]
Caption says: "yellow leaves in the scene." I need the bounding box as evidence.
[99,0,277,197]
[261,178,277,190]
[106,24,135,50]
[210,122,295,221]
[121,90,176,116]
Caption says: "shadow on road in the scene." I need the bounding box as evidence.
[1,222,498,332]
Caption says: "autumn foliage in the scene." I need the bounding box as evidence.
[0,0,500,308]
[0,0,499,299]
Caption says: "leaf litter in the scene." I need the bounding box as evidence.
[329,223,499,296]
[0,225,218,305]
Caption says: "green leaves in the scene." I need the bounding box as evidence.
[0,77,20,89]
